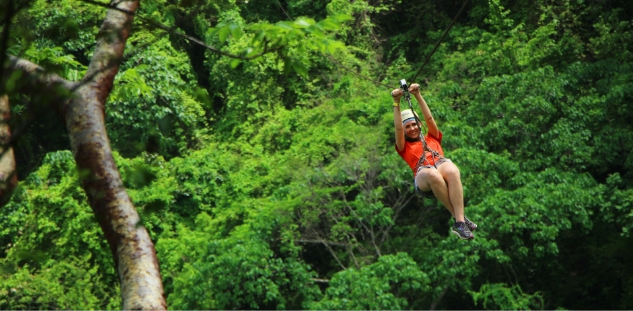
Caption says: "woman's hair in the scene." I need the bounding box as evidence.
[403,117,422,142]
[401,109,425,142]
[405,132,420,142]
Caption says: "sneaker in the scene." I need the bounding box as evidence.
[464,216,478,232]
[451,222,474,240]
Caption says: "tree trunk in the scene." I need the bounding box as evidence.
[3,0,167,308]
[0,95,17,203]
[63,0,166,309]
[67,89,166,309]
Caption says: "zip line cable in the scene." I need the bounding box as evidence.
[278,0,470,89]
[276,0,291,20]
[409,0,470,84]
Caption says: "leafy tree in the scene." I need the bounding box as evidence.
[1,0,632,309]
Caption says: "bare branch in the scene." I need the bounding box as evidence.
[339,189,382,257]
[297,239,353,247]
[310,229,347,270]
[429,284,449,310]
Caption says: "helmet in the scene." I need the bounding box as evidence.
[400,109,418,125]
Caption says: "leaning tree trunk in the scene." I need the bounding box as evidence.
[63,0,166,309]
[2,0,166,308]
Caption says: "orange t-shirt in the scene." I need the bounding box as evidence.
[396,131,444,176]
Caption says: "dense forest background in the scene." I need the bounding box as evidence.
[1,0,633,309]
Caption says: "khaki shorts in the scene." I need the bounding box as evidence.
[414,158,451,198]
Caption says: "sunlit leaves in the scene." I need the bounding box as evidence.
[110,65,154,100]
[207,14,351,74]
[0,151,120,309]
[311,253,431,310]
[0,256,121,310]
[22,46,87,81]
[3,0,633,309]
[107,35,208,157]
[470,283,543,310]
[589,10,633,61]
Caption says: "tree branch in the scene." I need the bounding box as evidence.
[79,0,283,61]
[340,190,382,258]
[297,239,353,247]
[139,20,283,60]
[4,55,77,94]
[380,189,414,245]
[429,284,449,310]
[310,229,347,270]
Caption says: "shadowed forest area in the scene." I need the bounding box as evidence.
[1,0,633,309]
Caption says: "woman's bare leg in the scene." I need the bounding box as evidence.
[415,168,455,217]
[437,162,464,222]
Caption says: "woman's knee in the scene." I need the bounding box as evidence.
[415,168,442,191]
[440,162,461,180]
[418,168,444,186]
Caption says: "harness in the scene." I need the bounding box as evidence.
[399,79,445,173]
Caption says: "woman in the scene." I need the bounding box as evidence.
[391,83,476,240]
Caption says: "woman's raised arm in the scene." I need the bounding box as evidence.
[391,89,406,151]
[409,83,439,138]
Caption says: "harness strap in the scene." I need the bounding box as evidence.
[413,138,444,173]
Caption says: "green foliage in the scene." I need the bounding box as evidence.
[0,256,120,310]
[11,0,104,54]
[310,253,430,310]
[3,0,633,309]
[107,34,210,158]
[602,173,633,237]
[21,46,87,81]
[208,14,351,58]
[159,210,320,310]
[470,283,543,310]
[0,151,120,309]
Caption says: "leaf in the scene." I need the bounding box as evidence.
[206,27,219,37]
[276,21,295,31]
[317,19,341,31]
[291,60,308,77]
[218,26,231,43]
[306,25,326,38]
[332,14,353,22]
[230,58,242,68]
[294,17,315,28]
[4,70,24,93]
[244,47,259,58]
[326,40,346,53]
[230,24,243,40]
